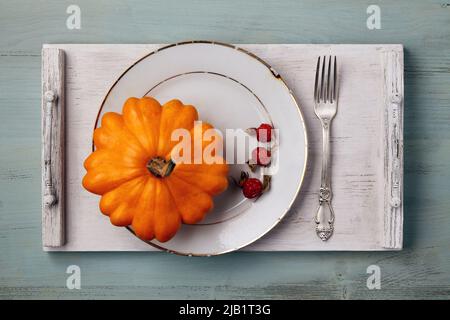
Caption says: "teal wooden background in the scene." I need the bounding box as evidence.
[1,0,449,299]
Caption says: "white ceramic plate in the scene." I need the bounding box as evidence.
[97,41,308,255]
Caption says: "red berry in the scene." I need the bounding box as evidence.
[242,178,263,199]
[251,147,271,166]
[256,123,273,142]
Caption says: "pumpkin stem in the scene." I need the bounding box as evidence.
[146,157,176,178]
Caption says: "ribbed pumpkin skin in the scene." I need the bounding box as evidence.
[82,97,228,242]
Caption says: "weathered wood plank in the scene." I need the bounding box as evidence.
[382,48,404,249]
[41,48,65,247]
[41,43,403,252]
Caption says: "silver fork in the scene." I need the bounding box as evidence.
[313,55,338,241]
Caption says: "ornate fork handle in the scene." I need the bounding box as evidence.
[315,118,335,241]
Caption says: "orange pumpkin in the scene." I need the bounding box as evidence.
[82,97,228,242]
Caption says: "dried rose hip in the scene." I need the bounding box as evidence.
[242,178,263,199]
[251,147,271,166]
[256,123,273,142]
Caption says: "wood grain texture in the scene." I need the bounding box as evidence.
[382,48,404,249]
[41,48,65,247]
[42,43,403,252]
[0,0,449,299]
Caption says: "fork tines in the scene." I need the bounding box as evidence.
[314,55,337,104]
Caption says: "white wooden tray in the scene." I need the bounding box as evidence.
[42,43,403,251]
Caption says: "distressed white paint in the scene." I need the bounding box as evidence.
[42,44,403,251]
[41,48,65,247]
[382,49,404,249]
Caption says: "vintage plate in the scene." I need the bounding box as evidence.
[97,41,308,255]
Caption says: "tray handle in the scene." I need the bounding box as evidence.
[42,48,65,247]
[382,47,404,249]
